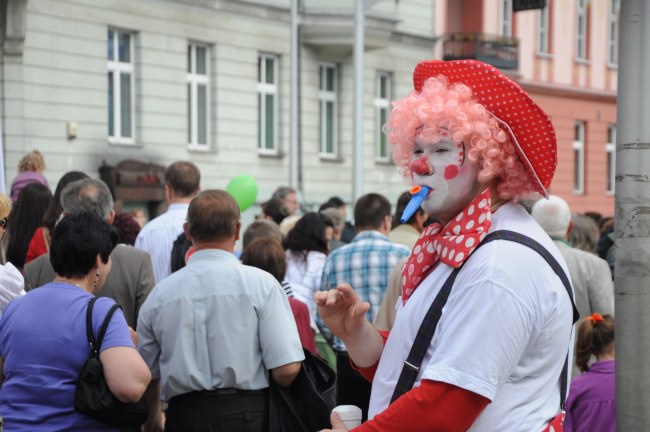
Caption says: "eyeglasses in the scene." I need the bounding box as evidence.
[0,218,7,228]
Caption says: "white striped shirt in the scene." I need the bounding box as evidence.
[135,203,189,284]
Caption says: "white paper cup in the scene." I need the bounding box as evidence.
[333,405,362,429]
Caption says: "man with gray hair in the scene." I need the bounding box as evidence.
[23,178,155,328]
[531,195,614,376]
[272,186,299,215]
[531,195,614,318]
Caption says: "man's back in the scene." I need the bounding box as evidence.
[137,249,304,401]
[322,231,409,317]
[554,240,613,319]
[320,230,409,350]
[23,245,154,328]
[554,241,613,379]
[135,203,188,284]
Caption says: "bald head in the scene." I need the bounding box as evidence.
[531,195,572,238]
[186,190,240,243]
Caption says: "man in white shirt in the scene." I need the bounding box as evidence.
[138,190,303,431]
[135,161,200,283]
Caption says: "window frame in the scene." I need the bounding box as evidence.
[606,124,616,195]
[319,63,339,159]
[186,43,211,151]
[257,53,280,155]
[374,71,392,163]
[537,4,550,55]
[608,0,619,66]
[573,120,586,195]
[576,0,588,61]
[107,29,135,146]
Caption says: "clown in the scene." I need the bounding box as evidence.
[317,60,577,431]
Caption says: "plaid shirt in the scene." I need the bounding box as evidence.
[318,230,410,350]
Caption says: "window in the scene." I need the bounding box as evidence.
[187,44,210,149]
[576,0,588,60]
[319,64,338,157]
[107,29,135,144]
[537,4,549,54]
[606,124,616,194]
[257,54,279,153]
[500,0,513,37]
[609,0,619,65]
[573,121,585,194]
[375,72,391,162]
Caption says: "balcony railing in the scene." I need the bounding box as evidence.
[442,32,519,70]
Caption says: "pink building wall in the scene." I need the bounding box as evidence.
[434,0,618,216]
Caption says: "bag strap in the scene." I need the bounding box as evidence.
[85,296,99,354]
[390,229,579,406]
[84,297,122,358]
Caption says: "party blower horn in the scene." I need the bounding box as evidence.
[400,185,431,223]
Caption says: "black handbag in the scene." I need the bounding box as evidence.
[73,297,149,427]
[268,348,337,432]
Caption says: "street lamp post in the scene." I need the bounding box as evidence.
[616,0,650,429]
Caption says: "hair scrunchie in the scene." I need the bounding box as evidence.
[588,313,604,324]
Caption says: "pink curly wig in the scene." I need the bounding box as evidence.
[386,76,534,200]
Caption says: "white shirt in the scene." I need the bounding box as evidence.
[285,250,327,326]
[137,249,305,401]
[135,203,188,284]
[369,203,574,431]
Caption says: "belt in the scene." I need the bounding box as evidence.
[193,387,267,396]
[169,387,269,406]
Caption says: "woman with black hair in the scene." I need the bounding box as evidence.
[25,170,89,264]
[4,182,52,271]
[0,212,151,430]
[283,212,333,324]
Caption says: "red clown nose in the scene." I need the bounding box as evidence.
[411,157,432,176]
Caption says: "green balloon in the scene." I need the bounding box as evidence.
[226,175,259,212]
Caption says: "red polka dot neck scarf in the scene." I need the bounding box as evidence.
[401,188,492,304]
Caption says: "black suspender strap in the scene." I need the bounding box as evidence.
[390,230,579,407]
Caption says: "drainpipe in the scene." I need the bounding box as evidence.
[353,0,365,202]
[289,0,300,192]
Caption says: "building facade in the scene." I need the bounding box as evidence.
[436,0,617,216]
[0,0,617,217]
[0,0,436,216]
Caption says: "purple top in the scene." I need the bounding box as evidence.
[565,360,615,432]
[9,171,49,202]
[0,282,134,431]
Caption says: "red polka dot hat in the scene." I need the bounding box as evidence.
[413,59,557,197]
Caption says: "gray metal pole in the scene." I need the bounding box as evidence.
[616,0,650,429]
[353,0,364,201]
[289,0,299,191]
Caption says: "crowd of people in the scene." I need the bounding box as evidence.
[0,59,617,431]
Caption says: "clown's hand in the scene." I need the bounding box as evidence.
[319,411,350,432]
[315,283,370,342]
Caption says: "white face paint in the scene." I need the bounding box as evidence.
[410,132,482,225]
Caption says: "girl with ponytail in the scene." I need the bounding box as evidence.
[564,313,615,432]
